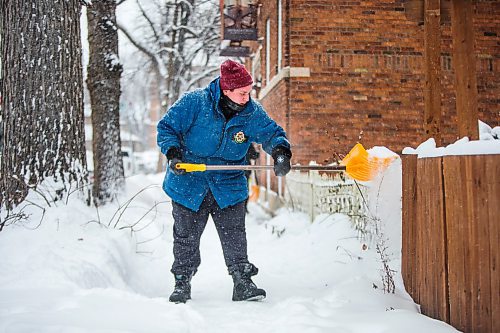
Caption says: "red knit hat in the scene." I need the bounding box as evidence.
[219,60,253,90]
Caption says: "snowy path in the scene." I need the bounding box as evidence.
[0,175,458,333]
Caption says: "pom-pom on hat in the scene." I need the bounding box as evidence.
[219,60,253,90]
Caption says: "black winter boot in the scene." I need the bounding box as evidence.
[229,263,266,301]
[169,274,192,303]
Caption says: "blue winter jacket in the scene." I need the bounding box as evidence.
[157,78,290,211]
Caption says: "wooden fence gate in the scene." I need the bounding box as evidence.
[402,154,499,333]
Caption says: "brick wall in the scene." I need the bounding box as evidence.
[465,1,499,130]
[251,0,499,166]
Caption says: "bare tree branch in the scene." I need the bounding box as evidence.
[135,0,161,42]
[117,22,158,61]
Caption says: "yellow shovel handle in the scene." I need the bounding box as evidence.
[176,163,207,172]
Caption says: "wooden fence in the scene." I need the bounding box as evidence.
[402,154,499,333]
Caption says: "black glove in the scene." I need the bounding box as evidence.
[166,147,185,175]
[272,146,292,177]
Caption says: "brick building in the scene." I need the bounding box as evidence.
[239,0,499,166]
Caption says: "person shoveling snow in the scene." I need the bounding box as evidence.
[157,59,292,303]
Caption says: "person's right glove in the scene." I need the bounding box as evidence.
[272,146,292,177]
[166,147,185,175]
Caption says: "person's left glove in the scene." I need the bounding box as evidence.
[272,146,292,177]
[166,147,185,175]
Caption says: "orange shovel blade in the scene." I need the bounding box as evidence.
[341,143,397,181]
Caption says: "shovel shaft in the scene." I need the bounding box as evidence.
[177,163,346,172]
[293,165,346,171]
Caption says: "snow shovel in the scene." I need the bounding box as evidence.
[175,143,396,182]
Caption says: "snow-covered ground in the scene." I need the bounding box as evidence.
[5,124,499,332]
[0,158,461,332]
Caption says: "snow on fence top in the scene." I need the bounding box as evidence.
[403,120,500,158]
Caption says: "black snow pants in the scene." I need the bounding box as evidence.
[171,191,250,276]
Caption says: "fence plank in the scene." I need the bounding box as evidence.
[486,155,500,333]
[416,157,449,321]
[402,155,418,301]
[471,156,494,333]
[443,155,499,333]
[444,156,472,331]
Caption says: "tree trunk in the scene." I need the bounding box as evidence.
[86,0,124,205]
[1,0,87,209]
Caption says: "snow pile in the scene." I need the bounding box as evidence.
[367,146,400,159]
[478,120,500,141]
[365,154,403,251]
[0,168,459,332]
[402,120,500,158]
